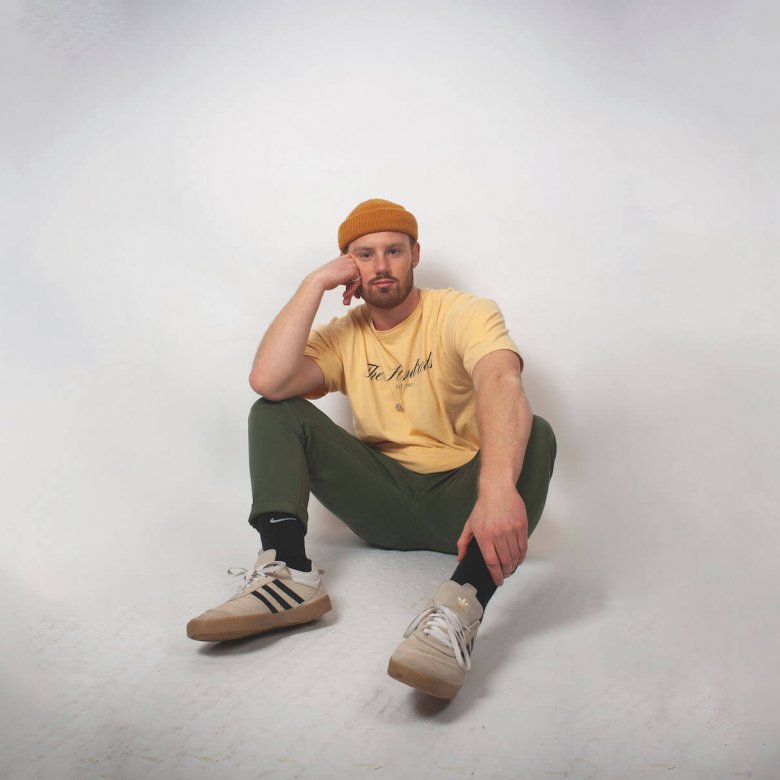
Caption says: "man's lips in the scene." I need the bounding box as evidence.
[371,278,396,287]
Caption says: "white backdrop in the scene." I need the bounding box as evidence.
[2,1,779,778]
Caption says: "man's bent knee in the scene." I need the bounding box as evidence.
[249,395,312,423]
[530,415,557,475]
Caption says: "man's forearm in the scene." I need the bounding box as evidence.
[458,351,533,582]
[249,273,325,395]
[476,371,532,496]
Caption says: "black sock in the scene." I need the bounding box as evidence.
[249,512,312,572]
[450,538,498,610]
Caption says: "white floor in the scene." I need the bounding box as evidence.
[2,492,777,780]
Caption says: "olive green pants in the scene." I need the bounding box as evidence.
[248,397,556,554]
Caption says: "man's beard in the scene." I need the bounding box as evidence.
[361,268,415,309]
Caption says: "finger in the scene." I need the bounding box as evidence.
[503,535,522,575]
[487,556,504,587]
[477,536,504,587]
[456,522,473,561]
[515,525,528,566]
[342,278,360,305]
[350,278,362,300]
[496,537,517,578]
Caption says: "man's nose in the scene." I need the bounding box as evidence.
[374,253,391,274]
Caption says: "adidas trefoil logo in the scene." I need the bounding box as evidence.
[457,596,469,610]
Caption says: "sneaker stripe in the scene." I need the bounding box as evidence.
[271,579,305,604]
[261,583,294,610]
[250,590,279,613]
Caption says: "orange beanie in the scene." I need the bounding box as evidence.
[338,199,418,252]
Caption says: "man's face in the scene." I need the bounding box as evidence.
[347,231,420,310]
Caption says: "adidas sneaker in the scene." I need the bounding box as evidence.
[186,549,332,642]
[387,581,483,699]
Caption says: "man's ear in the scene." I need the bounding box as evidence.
[411,242,420,269]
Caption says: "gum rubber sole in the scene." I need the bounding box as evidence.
[387,657,461,700]
[187,593,332,642]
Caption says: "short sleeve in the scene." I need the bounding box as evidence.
[449,297,523,376]
[304,321,346,395]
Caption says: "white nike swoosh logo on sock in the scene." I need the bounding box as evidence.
[269,516,296,524]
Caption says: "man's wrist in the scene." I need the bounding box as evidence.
[302,270,329,297]
[477,473,518,497]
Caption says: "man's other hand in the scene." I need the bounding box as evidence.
[456,487,529,587]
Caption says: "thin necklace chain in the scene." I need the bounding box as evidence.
[372,295,424,413]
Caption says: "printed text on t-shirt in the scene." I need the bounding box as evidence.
[364,352,433,382]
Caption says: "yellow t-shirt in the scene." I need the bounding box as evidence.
[304,288,522,474]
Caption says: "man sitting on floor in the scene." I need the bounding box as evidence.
[187,198,556,700]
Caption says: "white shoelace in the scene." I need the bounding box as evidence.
[227,560,286,593]
[404,604,474,671]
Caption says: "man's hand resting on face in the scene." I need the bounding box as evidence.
[309,254,363,306]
